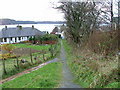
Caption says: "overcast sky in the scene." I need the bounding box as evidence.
[0,0,118,21]
[0,0,64,21]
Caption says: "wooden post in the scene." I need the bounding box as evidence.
[42,50,45,62]
[30,48,33,64]
[2,58,7,74]
[43,53,45,61]
[55,43,58,55]
[16,57,19,70]
[50,44,53,57]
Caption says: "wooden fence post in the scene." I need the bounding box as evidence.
[16,57,19,70]
[2,58,7,74]
[50,44,53,57]
[42,50,45,62]
[30,48,33,64]
[55,43,57,55]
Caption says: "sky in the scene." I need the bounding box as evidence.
[0,0,64,21]
[0,0,118,21]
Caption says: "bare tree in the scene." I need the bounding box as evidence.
[57,1,101,47]
[57,0,117,47]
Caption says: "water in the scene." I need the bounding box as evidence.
[0,24,62,33]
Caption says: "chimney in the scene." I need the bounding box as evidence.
[32,25,34,29]
[5,25,7,30]
[17,25,22,30]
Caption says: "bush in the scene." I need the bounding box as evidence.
[37,34,58,41]
[0,53,16,59]
[29,34,58,44]
[1,44,16,59]
[87,30,118,56]
[2,44,15,53]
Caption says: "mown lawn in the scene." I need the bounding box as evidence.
[2,62,62,88]
[12,43,51,50]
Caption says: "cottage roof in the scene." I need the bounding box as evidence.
[52,27,59,33]
[0,26,44,38]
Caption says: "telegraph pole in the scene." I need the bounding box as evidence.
[118,1,120,49]
[118,1,120,28]
[111,0,113,30]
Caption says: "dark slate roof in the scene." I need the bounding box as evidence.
[0,27,44,38]
[52,27,59,33]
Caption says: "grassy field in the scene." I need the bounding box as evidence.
[1,62,62,88]
[1,42,60,79]
[62,40,119,88]
[12,43,51,51]
[0,53,51,79]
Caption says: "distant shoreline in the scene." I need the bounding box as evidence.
[0,23,65,25]
[0,19,66,25]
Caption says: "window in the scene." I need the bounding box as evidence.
[10,37,12,41]
[19,37,21,40]
[27,36,29,39]
[4,38,7,42]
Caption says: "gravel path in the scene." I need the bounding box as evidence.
[59,40,81,88]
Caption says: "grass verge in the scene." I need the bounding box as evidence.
[1,62,62,88]
[62,40,119,88]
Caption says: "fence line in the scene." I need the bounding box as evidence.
[1,43,59,78]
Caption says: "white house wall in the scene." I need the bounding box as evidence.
[0,36,31,44]
[12,38,15,43]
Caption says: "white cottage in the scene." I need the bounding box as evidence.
[0,25,44,44]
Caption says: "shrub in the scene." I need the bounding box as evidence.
[0,53,16,59]
[29,34,58,44]
[2,44,15,54]
[87,30,118,56]
[37,34,58,41]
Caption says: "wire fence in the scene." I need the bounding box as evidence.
[0,43,59,78]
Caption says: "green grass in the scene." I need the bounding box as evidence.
[12,43,51,50]
[2,62,62,88]
[104,82,120,88]
[1,41,61,79]
[0,52,51,79]
[62,40,119,88]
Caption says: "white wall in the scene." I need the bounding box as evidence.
[0,36,31,44]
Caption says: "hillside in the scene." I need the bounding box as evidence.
[0,19,65,25]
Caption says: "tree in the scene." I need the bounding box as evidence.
[57,0,117,47]
[57,1,100,47]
